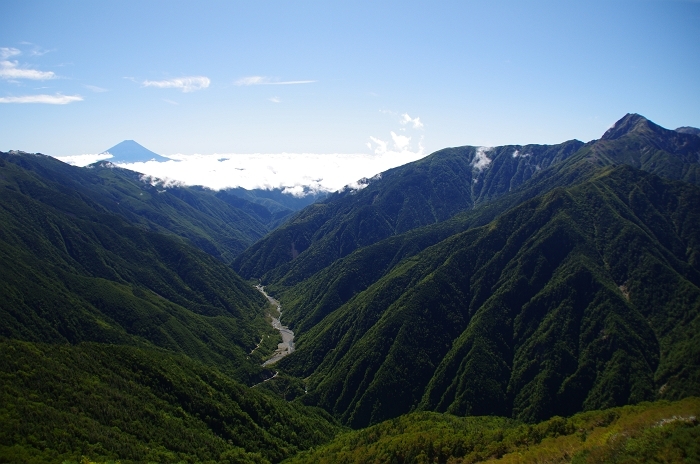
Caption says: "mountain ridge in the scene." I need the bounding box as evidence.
[233,140,585,284]
[283,165,700,427]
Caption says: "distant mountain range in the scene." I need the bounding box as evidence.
[2,113,699,461]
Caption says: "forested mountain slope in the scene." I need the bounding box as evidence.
[3,114,699,462]
[266,114,700,337]
[233,140,585,284]
[3,151,288,262]
[0,151,344,462]
[0,151,276,381]
[280,165,700,427]
[0,340,342,464]
[235,114,700,294]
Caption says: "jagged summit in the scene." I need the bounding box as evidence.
[101,140,169,163]
[598,113,700,160]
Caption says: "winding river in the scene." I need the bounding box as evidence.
[256,285,295,366]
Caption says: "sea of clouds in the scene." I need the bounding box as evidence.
[57,118,428,195]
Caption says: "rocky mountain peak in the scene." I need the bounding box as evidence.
[600,113,662,140]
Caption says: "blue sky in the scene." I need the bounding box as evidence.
[1,0,699,163]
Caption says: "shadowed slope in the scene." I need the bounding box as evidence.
[281,166,700,427]
[234,141,584,285]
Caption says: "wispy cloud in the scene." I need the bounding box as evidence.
[367,136,388,155]
[268,96,281,103]
[401,113,424,129]
[234,76,316,86]
[471,147,492,171]
[84,84,108,93]
[163,99,179,105]
[0,60,55,80]
[0,93,83,104]
[16,42,53,56]
[142,76,210,92]
[28,47,53,57]
[0,47,21,59]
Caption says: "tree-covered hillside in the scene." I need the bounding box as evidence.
[271,115,700,339]
[2,151,290,263]
[0,151,280,382]
[3,114,700,462]
[235,114,700,298]
[279,165,700,427]
[285,397,700,464]
[233,140,584,285]
[0,340,342,464]
[0,151,345,462]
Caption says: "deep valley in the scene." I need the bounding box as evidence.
[1,114,699,463]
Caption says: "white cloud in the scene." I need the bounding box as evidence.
[0,60,55,80]
[234,76,316,86]
[401,113,424,129]
[268,96,281,103]
[0,48,21,59]
[511,149,532,158]
[391,131,411,151]
[57,153,113,165]
[163,99,179,105]
[0,94,83,104]
[142,76,210,92]
[57,148,428,194]
[368,136,388,155]
[472,147,492,171]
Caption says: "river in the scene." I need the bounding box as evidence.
[256,285,295,366]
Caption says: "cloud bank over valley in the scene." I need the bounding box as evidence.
[57,144,427,196]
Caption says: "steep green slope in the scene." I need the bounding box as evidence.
[221,187,327,215]
[233,140,584,284]
[0,151,276,382]
[4,151,283,262]
[237,115,700,304]
[285,397,700,464]
[0,340,342,464]
[273,114,700,337]
[280,166,700,427]
[599,114,700,184]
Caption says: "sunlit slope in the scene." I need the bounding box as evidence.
[282,166,700,427]
[0,152,273,382]
[285,397,700,464]
[233,140,584,285]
